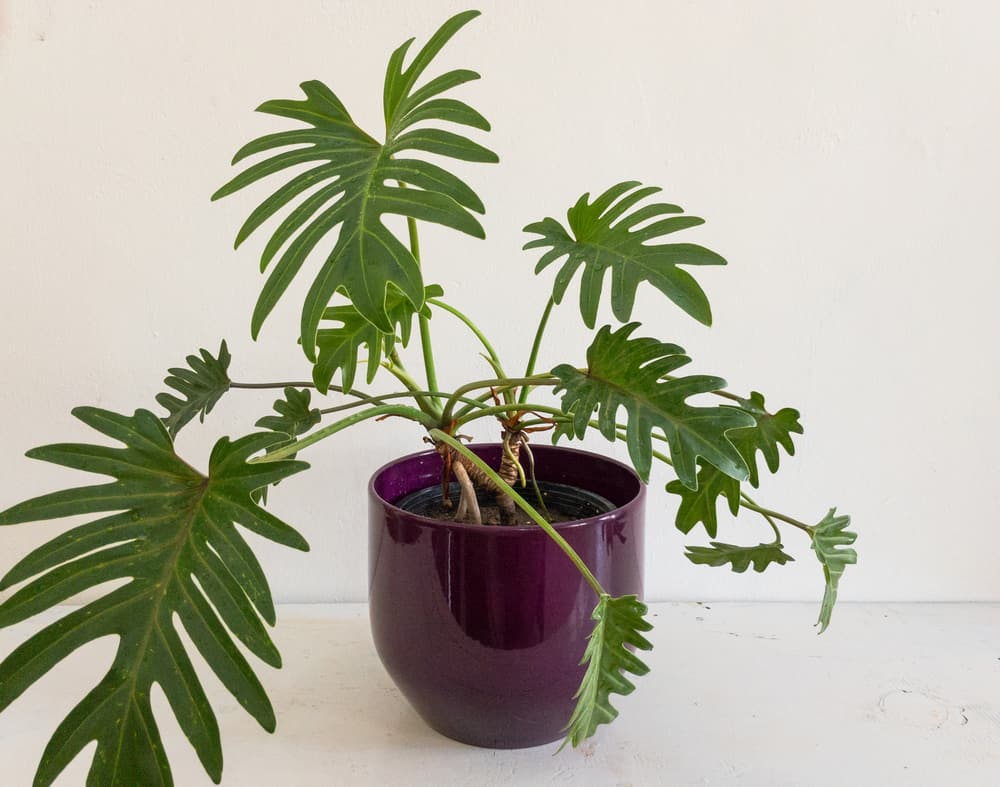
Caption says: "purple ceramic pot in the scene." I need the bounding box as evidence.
[368,443,645,749]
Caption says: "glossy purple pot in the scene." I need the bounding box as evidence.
[368,444,645,749]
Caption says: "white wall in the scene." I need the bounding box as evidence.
[1,0,997,606]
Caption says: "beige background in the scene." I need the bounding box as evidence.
[0,0,997,604]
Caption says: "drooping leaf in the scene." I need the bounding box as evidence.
[665,391,802,534]
[0,408,309,786]
[552,323,753,487]
[811,508,857,633]
[155,341,231,438]
[726,391,803,487]
[666,460,740,538]
[252,387,322,505]
[313,284,443,393]
[685,540,794,573]
[563,594,653,748]
[213,10,496,359]
[523,181,726,328]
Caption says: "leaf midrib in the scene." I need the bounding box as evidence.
[107,474,211,782]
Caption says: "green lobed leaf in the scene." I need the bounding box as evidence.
[251,387,322,505]
[523,181,726,328]
[0,407,309,786]
[811,508,857,633]
[552,323,753,487]
[563,594,654,748]
[666,460,740,538]
[726,391,803,487]
[665,391,802,536]
[155,341,231,438]
[213,11,496,359]
[685,541,795,573]
[313,284,443,393]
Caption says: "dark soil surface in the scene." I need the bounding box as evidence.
[395,481,615,526]
[418,500,581,526]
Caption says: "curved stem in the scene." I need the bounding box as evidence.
[386,351,441,419]
[442,375,558,424]
[454,389,502,421]
[456,403,565,428]
[518,296,555,405]
[427,298,505,376]
[736,498,813,534]
[318,390,488,417]
[430,429,605,597]
[406,217,440,398]
[250,405,434,464]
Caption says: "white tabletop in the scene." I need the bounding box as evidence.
[1,602,997,786]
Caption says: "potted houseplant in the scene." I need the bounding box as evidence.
[0,9,857,785]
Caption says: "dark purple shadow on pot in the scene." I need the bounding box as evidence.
[368,444,645,749]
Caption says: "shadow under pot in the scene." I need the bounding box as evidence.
[368,443,645,749]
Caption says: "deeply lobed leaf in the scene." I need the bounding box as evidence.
[666,390,802,536]
[523,181,726,328]
[155,341,232,438]
[685,541,795,573]
[811,508,857,633]
[313,284,442,393]
[213,11,496,358]
[552,323,753,487]
[0,408,308,786]
[563,594,653,748]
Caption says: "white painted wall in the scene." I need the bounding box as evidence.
[1,1,997,605]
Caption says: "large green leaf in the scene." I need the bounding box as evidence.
[726,391,802,487]
[563,594,653,748]
[665,390,802,535]
[811,508,857,633]
[685,541,794,573]
[552,323,754,487]
[155,341,231,438]
[523,181,726,328]
[665,460,740,538]
[212,10,496,358]
[313,284,442,393]
[0,408,308,786]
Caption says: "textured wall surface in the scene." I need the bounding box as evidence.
[1,1,997,603]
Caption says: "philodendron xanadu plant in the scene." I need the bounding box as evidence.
[0,10,857,786]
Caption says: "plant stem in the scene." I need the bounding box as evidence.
[736,498,813,534]
[408,217,440,397]
[442,375,558,424]
[250,405,434,463]
[430,429,605,597]
[230,381,321,390]
[427,298,505,376]
[386,351,441,419]
[456,403,565,428]
[317,390,488,417]
[518,296,556,405]
[518,296,556,402]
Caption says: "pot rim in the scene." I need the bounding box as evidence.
[368,442,646,534]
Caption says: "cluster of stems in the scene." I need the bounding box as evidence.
[236,219,822,597]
